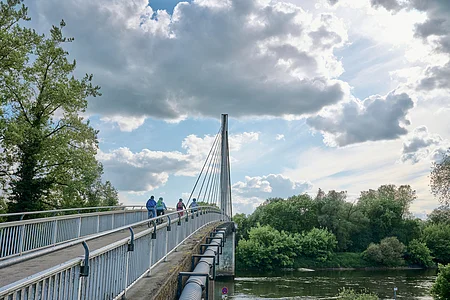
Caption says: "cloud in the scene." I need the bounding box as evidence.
[30,0,349,123]
[100,115,147,132]
[232,174,312,199]
[307,92,414,147]
[98,131,259,192]
[418,62,450,91]
[401,126,449,163]
[369,0,403,12]
[276,134,285,141]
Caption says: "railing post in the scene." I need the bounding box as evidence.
[77,217,82,238]
[52,220,58,246]
[96,215,100,233]
[18,224,25,256]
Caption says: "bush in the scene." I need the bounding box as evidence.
[406,239,434,267]
[430,264,450,299]
[236,225,300,270]
[299,227,337,261]
[363,237,405,267]
[422,224,450,264]
[337,288,378,300]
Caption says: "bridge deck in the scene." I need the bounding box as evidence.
[0,224,149,288]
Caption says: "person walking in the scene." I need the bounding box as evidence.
[177,198,186,216]
[190,198,198,213]
[146,195,157,219]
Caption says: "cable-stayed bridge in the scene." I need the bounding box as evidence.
[0,114,234,300]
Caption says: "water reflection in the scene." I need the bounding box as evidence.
[214,269,437,299]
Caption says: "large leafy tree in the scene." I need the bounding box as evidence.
[430,150,450,207]
[0,1,118,213]
[358,184,416,243]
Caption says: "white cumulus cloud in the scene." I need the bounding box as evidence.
[401,126,449,163]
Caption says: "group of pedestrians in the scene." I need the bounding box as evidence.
[145,196,199,220]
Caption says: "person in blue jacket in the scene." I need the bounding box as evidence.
[146,195,157,219]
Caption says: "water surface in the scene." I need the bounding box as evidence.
[214,269,437,299]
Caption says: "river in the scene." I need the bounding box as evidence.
[214,269,437,299]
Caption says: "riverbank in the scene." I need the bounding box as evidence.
[237,252,436,272]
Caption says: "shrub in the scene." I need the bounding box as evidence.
[430,264,450,299]
[362,237,405,267]
[406,239,434,267]
[337,288,378,300]
[299,227,337,261]
[236,225,300,270]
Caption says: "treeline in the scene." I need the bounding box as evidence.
[235,184,450,270]
[0,0,118,216]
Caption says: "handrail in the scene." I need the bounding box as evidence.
[0,206,221,264]
[0,206,224,299]
[0,205,146,220]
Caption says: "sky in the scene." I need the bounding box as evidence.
[24,0,450,217]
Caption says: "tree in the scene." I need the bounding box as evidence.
[316,190,368,251]
[422,224,450,264]
[358,185,416,243]
[406,239,434,267]
[251,194,319,234]
[430,150,450,206]
[0,0,39,75]
[0,1,118,213]
[428,206,450,225]
[430,264,450,299]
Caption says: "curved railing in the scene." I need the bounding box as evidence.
[0,205,147,221]
[0,206,172,260]
[0,206,226,300]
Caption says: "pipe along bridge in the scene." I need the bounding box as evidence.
[0,114,235,300]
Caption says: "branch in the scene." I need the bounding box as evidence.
[5,84,32,124]
[44,122,66,139]
[35,159,71,172]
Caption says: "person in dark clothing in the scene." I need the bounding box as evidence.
[146,195,157,219]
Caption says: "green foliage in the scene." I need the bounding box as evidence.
[251,194,319,234]
[237,225,339,270]
[0,1,118,212]
[299,227,337,261]
[337,288,378,300]
[430,264,450,299]
[316,190,368,251]
[233,213,251,243]
[422,224,450,264]
[428,206,450,225]
[363,237,405,267]
[294,252,373,268]
[430,150,450,206]
[236,225,300,270]
[359,185,416,243]
[406,239,434,267]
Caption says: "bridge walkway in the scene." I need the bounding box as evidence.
[0,224,149,288]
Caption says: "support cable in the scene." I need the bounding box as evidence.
[196,131,221,203]
[198,133,221,204]
[185,127,221,207]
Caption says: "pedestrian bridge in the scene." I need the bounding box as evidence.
[0,115,234,300]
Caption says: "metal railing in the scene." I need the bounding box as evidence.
[0,205,146,221]
[0,207,225,300]
[0,206,152,260]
